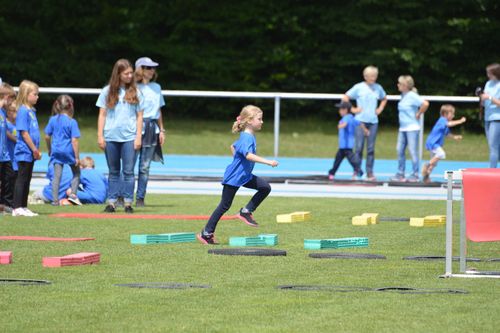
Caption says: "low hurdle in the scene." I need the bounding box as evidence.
[442,169,500,279]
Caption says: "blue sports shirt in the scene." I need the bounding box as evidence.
[346,82,386,124]
[484,80,500,121]
[222,132,256,187]
[338,114,360,149]
[0,108,9,162]
[44,114,81,165]
[425,116,450,150]
[398,91,424,130]
[6,120,17,170]
[14,105,40,162]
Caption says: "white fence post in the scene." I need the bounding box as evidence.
[274,96,281,158]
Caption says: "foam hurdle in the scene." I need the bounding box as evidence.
[352,213,379,226]
[304,237,369,250]
[229,234,278,247]
[131,232,196,244]
[0,251,12,265]
[42,252,100,267]
[276,211,311,223]
[410,215,446,227]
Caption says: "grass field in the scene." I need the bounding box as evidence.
[1,195,499,332]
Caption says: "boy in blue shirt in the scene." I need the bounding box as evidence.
[422,104,466,183]
[72,156,108,204]
[328,101,368,181]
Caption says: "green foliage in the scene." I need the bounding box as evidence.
[0,0,498,124]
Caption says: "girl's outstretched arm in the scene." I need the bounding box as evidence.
[246,153,278,167]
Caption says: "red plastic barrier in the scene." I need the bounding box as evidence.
[50,213,239,220]
[462,168,500,242]
[43,252,100,267]
[0,251,12,264]
[0,236,94,242]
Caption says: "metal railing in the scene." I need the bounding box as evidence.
[37,87,480,157]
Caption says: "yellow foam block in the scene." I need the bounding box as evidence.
[409,217,425,227]
[424,215,446,223]
[276,211,311,223]
[361,213,379,224]
[352,215,370,226]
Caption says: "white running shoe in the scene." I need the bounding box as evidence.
[23,208,39,216]
[12,208,29,216]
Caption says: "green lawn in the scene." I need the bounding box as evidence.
[1,195,499,332]
[38,115,489,161]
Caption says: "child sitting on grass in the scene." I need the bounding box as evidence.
[328,101,368,181]
[422,104,466,183]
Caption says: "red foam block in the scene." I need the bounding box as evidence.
[43,252,100,267]
[463,168,500,242]
[0,236,95,242]
[0,251,12,264]
[50,213,239,220]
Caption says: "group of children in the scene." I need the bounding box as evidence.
[0,81,108,217]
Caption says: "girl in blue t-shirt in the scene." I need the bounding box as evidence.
[0,83,16,211]
[44,95,81,206]
[422,105,466,183]
[391,76,429,182]
[12,80,42,217]
[97,59,144,213]
[197,105,279,245]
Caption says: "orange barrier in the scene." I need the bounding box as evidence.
[463,169,500,242]
[0,236,94,242]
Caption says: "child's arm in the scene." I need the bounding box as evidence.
[45,135,52,156]
[21,131,41,160]
[246,153,278,167]
[447,117,466,127]
[134,110,143,150]
[97,108,106,150]
[72,137,80,166]
[337,122,347,129]
[359,122,370,136]
[447,133,462,140]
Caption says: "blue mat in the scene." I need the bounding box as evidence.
[33,153,488,182]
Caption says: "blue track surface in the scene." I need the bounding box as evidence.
[34,153,489,182]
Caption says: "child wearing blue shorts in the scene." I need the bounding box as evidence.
[422,104,466,182]
[197,105,279,245]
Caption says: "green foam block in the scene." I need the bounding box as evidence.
[304,237,368,250]
[229,234,278,247]
[131,232,196,244]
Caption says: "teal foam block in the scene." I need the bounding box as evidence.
[304,237,368,250]
[131,232,196,244]
[229,234,278,247]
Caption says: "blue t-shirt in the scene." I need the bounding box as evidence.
[222,132,256,186]
[338,114,360,149]
[398,91,424,130]
[0,108,9,162]
[14,105,40,162]
[425,116,450,150]
[6,120,17,170]
[484,80,500,121]
[78,168,108,204]
[42,164,73,201]
[44,114,81,165]
[96,86,144,142]
[346,82,386,124]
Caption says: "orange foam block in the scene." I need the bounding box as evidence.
[0,251,12,265]
[462,169,500,242]
[42,252,100,267]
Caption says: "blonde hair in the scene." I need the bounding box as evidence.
[398,75,418,93]
[440,104,455,116]
[15,80,39,109]
[232,105,263,133]
[363,66,378,78]
[80,156,95,168]
[486,63,500,80]
[0,83,15,99]
[51,94,74,117]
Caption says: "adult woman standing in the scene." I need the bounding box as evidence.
[480,63,500,168]
[134,57,166,207]
[342,66,387,181]
[391,75,429,182]
[97,59,144,213]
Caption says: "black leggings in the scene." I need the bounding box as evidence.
[0,161,16,207]
[204,175,271,234]
[328,148,361,176]
[13,161,34,208]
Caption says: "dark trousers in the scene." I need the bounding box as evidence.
[13,161,34,208]
[0,161,16,207]
[328,148,361,176]
[204,175,271,234]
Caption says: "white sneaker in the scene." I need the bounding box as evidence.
[12,208,29,217]
[23,208,38,216]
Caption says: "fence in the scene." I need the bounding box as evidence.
[37,87,480,158]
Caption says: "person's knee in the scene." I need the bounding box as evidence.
[259,183,272,196]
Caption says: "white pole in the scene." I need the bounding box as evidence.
[445,171,454,276]
[419,113,424,173]
[274,96,281,158]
